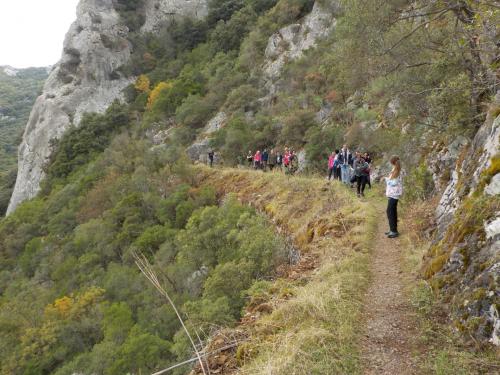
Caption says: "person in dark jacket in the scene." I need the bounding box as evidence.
[246,151,253,168]
[262,149,269,171]
[208,150,214,167]
[334,149,341,180]
[276,151,283,170]
[268,149,277,171]
[353,154,369,197]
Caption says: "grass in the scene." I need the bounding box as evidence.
[197,166,377,374]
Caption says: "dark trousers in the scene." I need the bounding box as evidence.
[356,175,367,194]
[328,167,335,180]
[387,198,399,233]
[335,166,341,180]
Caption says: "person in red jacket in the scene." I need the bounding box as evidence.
[254,150,262,169]
[328,151,336,180]
[283,148,290,169]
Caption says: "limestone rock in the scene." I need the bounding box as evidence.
[203,112,227,135]
[7,0,208,214]
[142,0,207,32]
[261,2,338,102]
[429,96,500,346]
[186,139,210,164]
[485,216,500,240]
[485,174,500,196]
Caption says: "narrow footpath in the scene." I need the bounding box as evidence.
[361,202,420,375]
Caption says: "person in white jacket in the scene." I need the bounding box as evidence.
[385,155,402,238]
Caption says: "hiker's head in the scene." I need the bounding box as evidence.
[335,149,339,154]
[343,144,347,150]
[390,155,401,178]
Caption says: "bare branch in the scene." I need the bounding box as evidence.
[133,251,208,375]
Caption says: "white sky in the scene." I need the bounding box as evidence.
[0,0,80,68]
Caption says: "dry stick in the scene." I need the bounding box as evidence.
[133,252,208,375]
[151,342,241,375]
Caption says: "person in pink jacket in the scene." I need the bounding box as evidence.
[328,151,336,181]
[254,150,261,169]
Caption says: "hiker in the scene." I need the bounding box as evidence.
[246,151,253,168]
[254,150,262,169]
[283,148,291,170]
[276,151,283,170]
[334,149,341,180]
[385,155,403,238]
[268,149,277,171]
[353,154,369,197]
[328,151,336,180]
[338,144,353,185]
[208,150,214,167]
[286,150,298,175]
[262,149,269,171]
[364,152,372,188]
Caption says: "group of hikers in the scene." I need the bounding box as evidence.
[246,148,299,175]
[327,145,402,238]
[327,144,372,198]
[207,145,403,239]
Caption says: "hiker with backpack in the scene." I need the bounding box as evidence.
[385,155,403,238]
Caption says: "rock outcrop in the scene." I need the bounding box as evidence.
[261,2,338,102]
[425,93,500,346]
[7,0,207,214]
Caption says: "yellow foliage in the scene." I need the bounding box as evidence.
[147,81,172,110]
[52,296,74,318]
[134,74,150,93]
[44,287,105,319]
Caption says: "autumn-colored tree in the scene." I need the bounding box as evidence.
[134,74,150,93]
[147,81,173,110]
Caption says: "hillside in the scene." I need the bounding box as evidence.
[0,66,48,214]
[1,0,499,374]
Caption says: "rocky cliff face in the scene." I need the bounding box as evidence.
[187,2,338,164]
[261,1,337,103]
[7,0,207,214]
[425,93,500,346]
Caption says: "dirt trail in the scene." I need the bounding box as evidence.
[361,202,420,375]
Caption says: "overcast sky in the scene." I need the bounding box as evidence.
[0,0,80,68]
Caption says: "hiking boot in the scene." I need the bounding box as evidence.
[387,231,399,238]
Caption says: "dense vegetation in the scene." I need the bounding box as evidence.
[0,119,286,374]
[1,0,498,373]
[0,66,48,214]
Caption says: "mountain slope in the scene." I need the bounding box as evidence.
[0,66,48,214]
[0,0,499,373]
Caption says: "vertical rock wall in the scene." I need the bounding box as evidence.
[7,0,207,214]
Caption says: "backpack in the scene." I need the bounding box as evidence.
[386,178,403,198]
